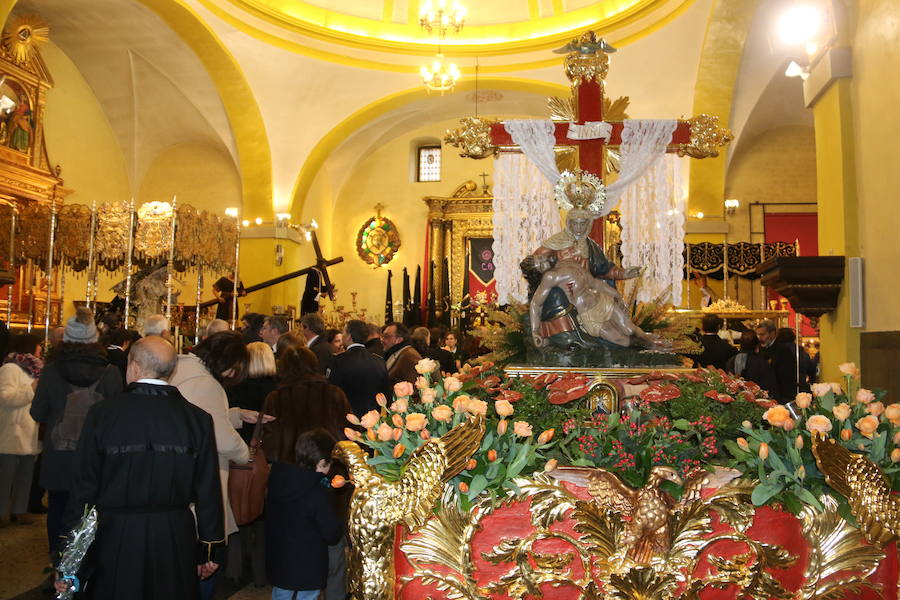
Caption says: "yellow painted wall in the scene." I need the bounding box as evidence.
[851,0,900,334]
[39,41,131,321]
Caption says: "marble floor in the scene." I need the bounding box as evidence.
[0,515,271,599]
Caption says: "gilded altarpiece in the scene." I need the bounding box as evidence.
[0,16,71,328]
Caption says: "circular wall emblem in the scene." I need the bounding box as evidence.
[356,216,401,267]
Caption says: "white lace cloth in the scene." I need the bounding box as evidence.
[504,120,560,183]
[492,153,561,304]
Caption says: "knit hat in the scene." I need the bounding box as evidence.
[63,307,99,344]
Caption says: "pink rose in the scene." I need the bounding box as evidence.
[838,362,860,378]
[390,397,409,413]
[494,399,514,417]
[832,403,851,421]
[415,358,438,375]
[806,415,834,435]
[376,422,394,441]
[856,415,879,439]
[405,412,427,432]
[513,421,533,437]
[884,404,900,426]
[856,388,876,404]
[794,392,812,409]
[360,410,381,429]
[443,376,463,393]
[811,383,833,397]
[831,383,843,395]
[866,401,885,417]
[393,381,414,398]
[431,404,453,422]
[420,388,436,404]
[415,376,430,390]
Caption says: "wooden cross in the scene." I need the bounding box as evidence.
[478,171,490,192]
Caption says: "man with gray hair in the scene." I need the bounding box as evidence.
[300,313,332,373]
[142,314,172,341]
[260,315,290,353]
[57,336,225,598]
[203,318,230,340]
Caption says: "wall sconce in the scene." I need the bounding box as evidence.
[724,198,740,215]
[784,60,810,80]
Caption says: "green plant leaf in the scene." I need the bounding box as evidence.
[468,474,489,499]
[751,481,783,506]
[673,418,690,430]
[506,442,532,479]
[871,431,887,463]
[791,484,824,511]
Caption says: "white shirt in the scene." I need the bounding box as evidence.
[308,334,319,346]
[136,378,168,385]
[345,343,365,350]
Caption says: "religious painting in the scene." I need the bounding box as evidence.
[0,79,32,153]
[356,213,401,267]
[466,236,497,304]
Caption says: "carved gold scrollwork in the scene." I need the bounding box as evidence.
[56,203,92,271]
[564,50,609,86]
[444,117,499,160]
[676,114,733,159]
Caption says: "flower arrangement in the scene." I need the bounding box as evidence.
[726,362,900,516]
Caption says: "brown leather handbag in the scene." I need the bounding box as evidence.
[228,403,270,526]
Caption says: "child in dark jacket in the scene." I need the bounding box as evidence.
[265,428,343,600]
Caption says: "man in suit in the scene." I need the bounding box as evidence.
[693,314,737,371]
[364,323,384,358]
[300,313,332,374]
[327,320,391,417]
[260,315,290,354]
[381,322,422,386]
[755,319,797,403]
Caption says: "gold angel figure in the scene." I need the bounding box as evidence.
[550,466,705,564]
[332,415,485,600]
[811,433,900,546]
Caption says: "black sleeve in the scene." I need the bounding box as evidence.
[61,405,104,540]
[312,488,344,546]
[193,411,225,564]
[773,344,797,401]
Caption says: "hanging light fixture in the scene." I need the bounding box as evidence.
[419,0,466,37]
[421,52,460,94]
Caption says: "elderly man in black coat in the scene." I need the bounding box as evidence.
[57,336,224,600]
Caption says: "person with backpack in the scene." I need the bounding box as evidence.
[30,307,123,555]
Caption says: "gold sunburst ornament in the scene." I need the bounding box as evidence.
[2,14,49,66]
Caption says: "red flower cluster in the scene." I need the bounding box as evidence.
[578,434,599,455]
[679,458,704,480]
[562,418,578,435]
[608,439,636,470]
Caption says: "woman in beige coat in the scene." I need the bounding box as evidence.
[169,331,251,538]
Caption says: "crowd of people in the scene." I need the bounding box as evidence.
[692,314,818,402]
[0,309,472,600]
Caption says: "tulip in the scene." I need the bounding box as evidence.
[841,428,852,441]
[513,421,534,437]
[894,431,900,445]
[391,414,404,428]
[758,442,769,460]
[360,409,381,429]
[466,459,477,470]
[331,475,346,488]
[497,419,508,435]
[794,392,813,409]
[390,397,409,414]
[537,428,556,445]
[459,481,469,493]
[891,448,900,463]
[392,444,406,458]
[404,413,428,432]
[343,427,362,442]
[782,418,795,432]
[866,401,885,417]
[544,459,558,472]
[346,413,361,425]
[856,388,876,404]
[392,427,403,441]
[420,429,431,440]
[366,428,376,441]
[741,420,753,429]
[376,422,393,442]
[487,449,497,462]
[796,465,806,480]
[838,362,859,378]
[794,435,804,449]
[375,393,388,407]
[737,437,750,451]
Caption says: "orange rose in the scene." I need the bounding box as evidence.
[453,395,471,412]
[390,398,409,413]
[866,401,885,417]
[794,392,812,409]
[360,409,381,430]
[487,449,497,462]
[343,427,362,442]
[855,415,879,439]
[494,399,514,417]
[758,442,769,459]
[513,421,533,437]
[856,388,876,404]
[830,383,843,395]
[763,406,792,428]
[806,415,834,435]
[811,383,833,398]
[465,399,488,416]
[537,428,555,444]
[331,475,346,488]
[431,404,453,422]
[885,404,900,426]
[443,376,463,393]
[391,413,404,428]
[544,459,558,472]
[346,413,361,425]
[377,423,394,441]
[832,403,851,421]
[415,376,430,390]
[405,412,428,432]
[393,381,414,398]
[497,419,508,435]
[838,362,859,378]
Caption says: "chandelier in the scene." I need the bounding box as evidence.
[421,53,460,94]
[419,0,466,37]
